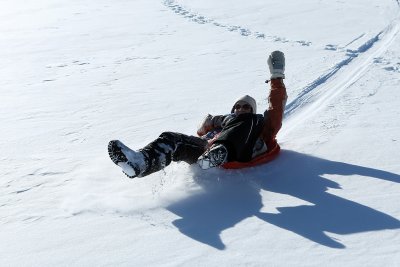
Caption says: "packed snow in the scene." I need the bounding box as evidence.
[1,0,400,266]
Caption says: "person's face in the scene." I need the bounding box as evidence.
[234,101,252,115]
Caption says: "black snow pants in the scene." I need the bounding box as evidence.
[139,132,208,176]
[139,113,264,176]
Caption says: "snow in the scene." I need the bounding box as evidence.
[1,0,400,266]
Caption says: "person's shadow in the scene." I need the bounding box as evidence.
[166,150,400,250]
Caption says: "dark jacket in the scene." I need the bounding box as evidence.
[197,79,287,162]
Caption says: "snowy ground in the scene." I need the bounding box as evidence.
[1,0,400,266]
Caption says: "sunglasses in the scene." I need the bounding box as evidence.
[234,103,252,110]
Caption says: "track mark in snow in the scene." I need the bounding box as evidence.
[283,20,400,135]
[286,23,398,116]
[45,60,90,69]
[325,34,367,51]
[13,183,44,194]
[163,0,312,46]
[383,64,400,72]
[27,170,69,177]
[374,56,400,73]
[344,33,366,48]
[22,216,44,223]
[163,0,264,39]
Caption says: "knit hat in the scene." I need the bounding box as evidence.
[231,95,257,114]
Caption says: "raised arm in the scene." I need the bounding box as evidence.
[262,51,288,148]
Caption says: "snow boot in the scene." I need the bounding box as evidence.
[108,140,148,178]
[197,144,228,170]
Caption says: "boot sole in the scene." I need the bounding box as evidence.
[108,140,140,178]
[108,140,128,165]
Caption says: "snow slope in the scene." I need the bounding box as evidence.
[1,0,400,266]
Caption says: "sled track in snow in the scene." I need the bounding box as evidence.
[164,0,399,134]
[163,0,312,46]
[285,32,383,117]
[282,18,400,135]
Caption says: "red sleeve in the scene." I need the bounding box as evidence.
[262,78,287,149]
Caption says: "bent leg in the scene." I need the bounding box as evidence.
[140,132,208,176]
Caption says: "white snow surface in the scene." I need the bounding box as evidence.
[1,0,400,266]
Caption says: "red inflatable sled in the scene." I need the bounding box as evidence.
[222,143,281,169]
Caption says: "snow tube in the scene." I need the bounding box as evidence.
[222,144,280,169]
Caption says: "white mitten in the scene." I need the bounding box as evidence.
[267,51,285,79]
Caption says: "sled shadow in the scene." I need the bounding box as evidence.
[166,150,400,250]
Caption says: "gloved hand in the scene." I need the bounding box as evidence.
[267,51,285,79]
[197,114,213,136]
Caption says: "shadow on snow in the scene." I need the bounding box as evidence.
[166,150,400,250]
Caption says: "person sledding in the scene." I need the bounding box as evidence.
[108,51,288,178]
